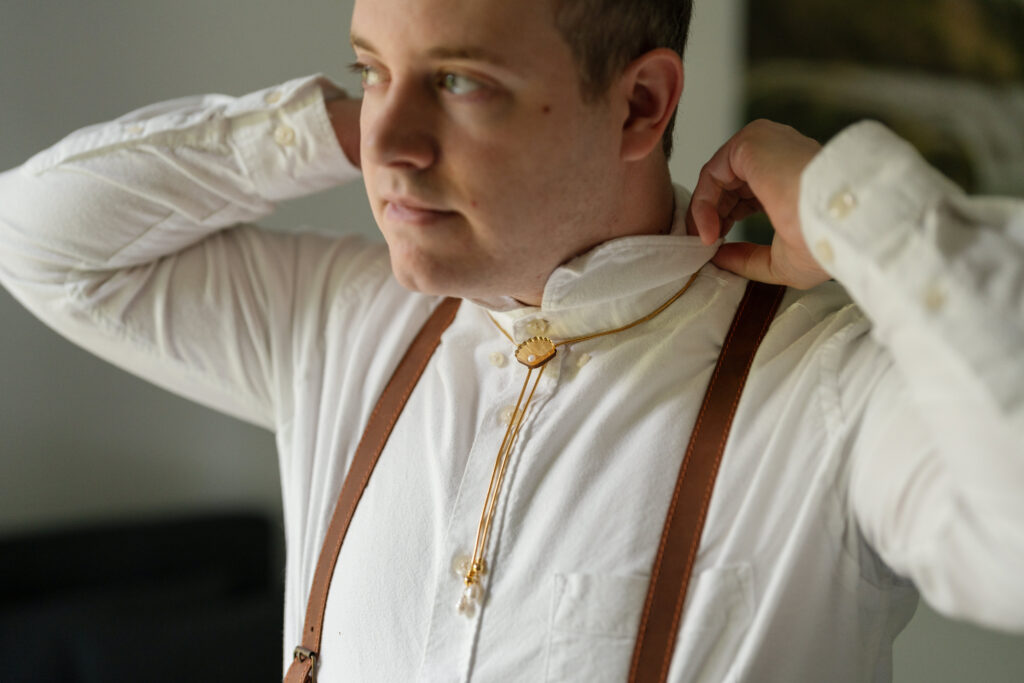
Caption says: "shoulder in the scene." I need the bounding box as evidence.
[758,279,870,361]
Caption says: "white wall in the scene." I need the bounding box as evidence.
[1,1,1022,680]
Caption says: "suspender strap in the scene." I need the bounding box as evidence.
[284,297,462,683]
[629,280,786,683]
[283,281,784,683]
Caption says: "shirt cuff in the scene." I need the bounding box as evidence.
[23,73,361,206]
[798,120,963,336]
[229,74,361,202]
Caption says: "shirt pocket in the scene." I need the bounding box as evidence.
[543,565,754,683]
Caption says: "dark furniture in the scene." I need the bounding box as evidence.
[0,513,283,682]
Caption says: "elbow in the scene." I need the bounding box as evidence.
[913,513,1024,634]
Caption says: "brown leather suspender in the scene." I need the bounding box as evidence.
[285,281,785,683]
[629,280,786,683]
[284,297,462,683]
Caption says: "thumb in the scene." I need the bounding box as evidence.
[711,242,781,285]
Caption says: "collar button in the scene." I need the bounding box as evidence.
[525,318,549,337]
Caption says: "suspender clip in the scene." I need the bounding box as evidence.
[293,647,318,682]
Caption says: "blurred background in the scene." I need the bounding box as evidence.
[0,0,1022,680]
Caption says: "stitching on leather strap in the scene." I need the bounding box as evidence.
[629,281,785,683]
[658,282,784,682]
[293,297,461,677]
[628,282,753,682]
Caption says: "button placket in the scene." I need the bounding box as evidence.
[420,373,556,680]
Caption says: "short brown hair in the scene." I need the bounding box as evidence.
[552,0,694,158]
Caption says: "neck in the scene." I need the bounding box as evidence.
[511,163,676,307]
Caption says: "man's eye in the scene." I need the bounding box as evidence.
[361,66,386,87]
[439,72,483,96]
[348,62,386,88]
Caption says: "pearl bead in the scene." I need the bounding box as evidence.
[456,594,476,618]
[464,583,483,603]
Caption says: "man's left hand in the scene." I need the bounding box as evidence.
[686,119,830,290]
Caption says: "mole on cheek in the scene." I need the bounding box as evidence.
[542,105,552,114]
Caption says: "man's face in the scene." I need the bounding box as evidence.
[351,0,625,304]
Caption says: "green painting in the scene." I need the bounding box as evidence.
[745,0,1024,200]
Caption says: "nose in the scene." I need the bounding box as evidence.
[361,80,439,171]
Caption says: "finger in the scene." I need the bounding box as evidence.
[687,166,727,243]
[684,197,704,239]
[717,191,742,222]
[726,198,763,224]
[711,198,762,244]
[700,128,751,191]
[687,198,722,245]
[711,242,783,285]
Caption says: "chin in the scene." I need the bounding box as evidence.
[388,249,464,297]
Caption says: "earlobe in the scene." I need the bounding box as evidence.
[619,49,684,162]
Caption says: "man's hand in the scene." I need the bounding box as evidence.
[327,96,362,169]
[686,120,829,290]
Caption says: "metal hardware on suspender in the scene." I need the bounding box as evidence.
[293,646,318,682]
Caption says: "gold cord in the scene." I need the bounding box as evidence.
[456,270,702,616]
[488,270,700,348]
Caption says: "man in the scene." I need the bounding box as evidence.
[0,0,1021,681]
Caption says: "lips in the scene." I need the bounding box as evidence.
[383,196,458,225]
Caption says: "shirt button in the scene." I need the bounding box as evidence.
[828,190,857,220]
[576,353,591,369]
[274,124,296,146]
[452,553,472,578]
[525,319,549,337]
[923,282,946,312]
[499,405,516,426]
[489,351,508,368]
[264,90,283,105]
[814,239,835,266]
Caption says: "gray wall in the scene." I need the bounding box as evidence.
[1,1,1022,680]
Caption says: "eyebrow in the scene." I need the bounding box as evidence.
[350,33,510,67]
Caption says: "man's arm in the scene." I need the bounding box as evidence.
[688,120,1024,631]
[0,75,371,428]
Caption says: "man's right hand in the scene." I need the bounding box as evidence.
[327,96,362,168]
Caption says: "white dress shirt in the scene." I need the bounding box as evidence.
[0,74,1021,682]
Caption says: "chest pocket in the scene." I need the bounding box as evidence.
[543,565,754,683]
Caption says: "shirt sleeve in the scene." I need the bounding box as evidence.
[800,121,1024,631]
[0,74,375,429]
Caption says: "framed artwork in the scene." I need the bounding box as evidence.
[744,0,1024,238]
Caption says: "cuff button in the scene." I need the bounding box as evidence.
[814,239,835,266]
[274,124,296,147]
[827,190,857,220]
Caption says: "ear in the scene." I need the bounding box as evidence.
[617,49,684,162]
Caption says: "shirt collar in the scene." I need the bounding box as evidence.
[474,185,721,343]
